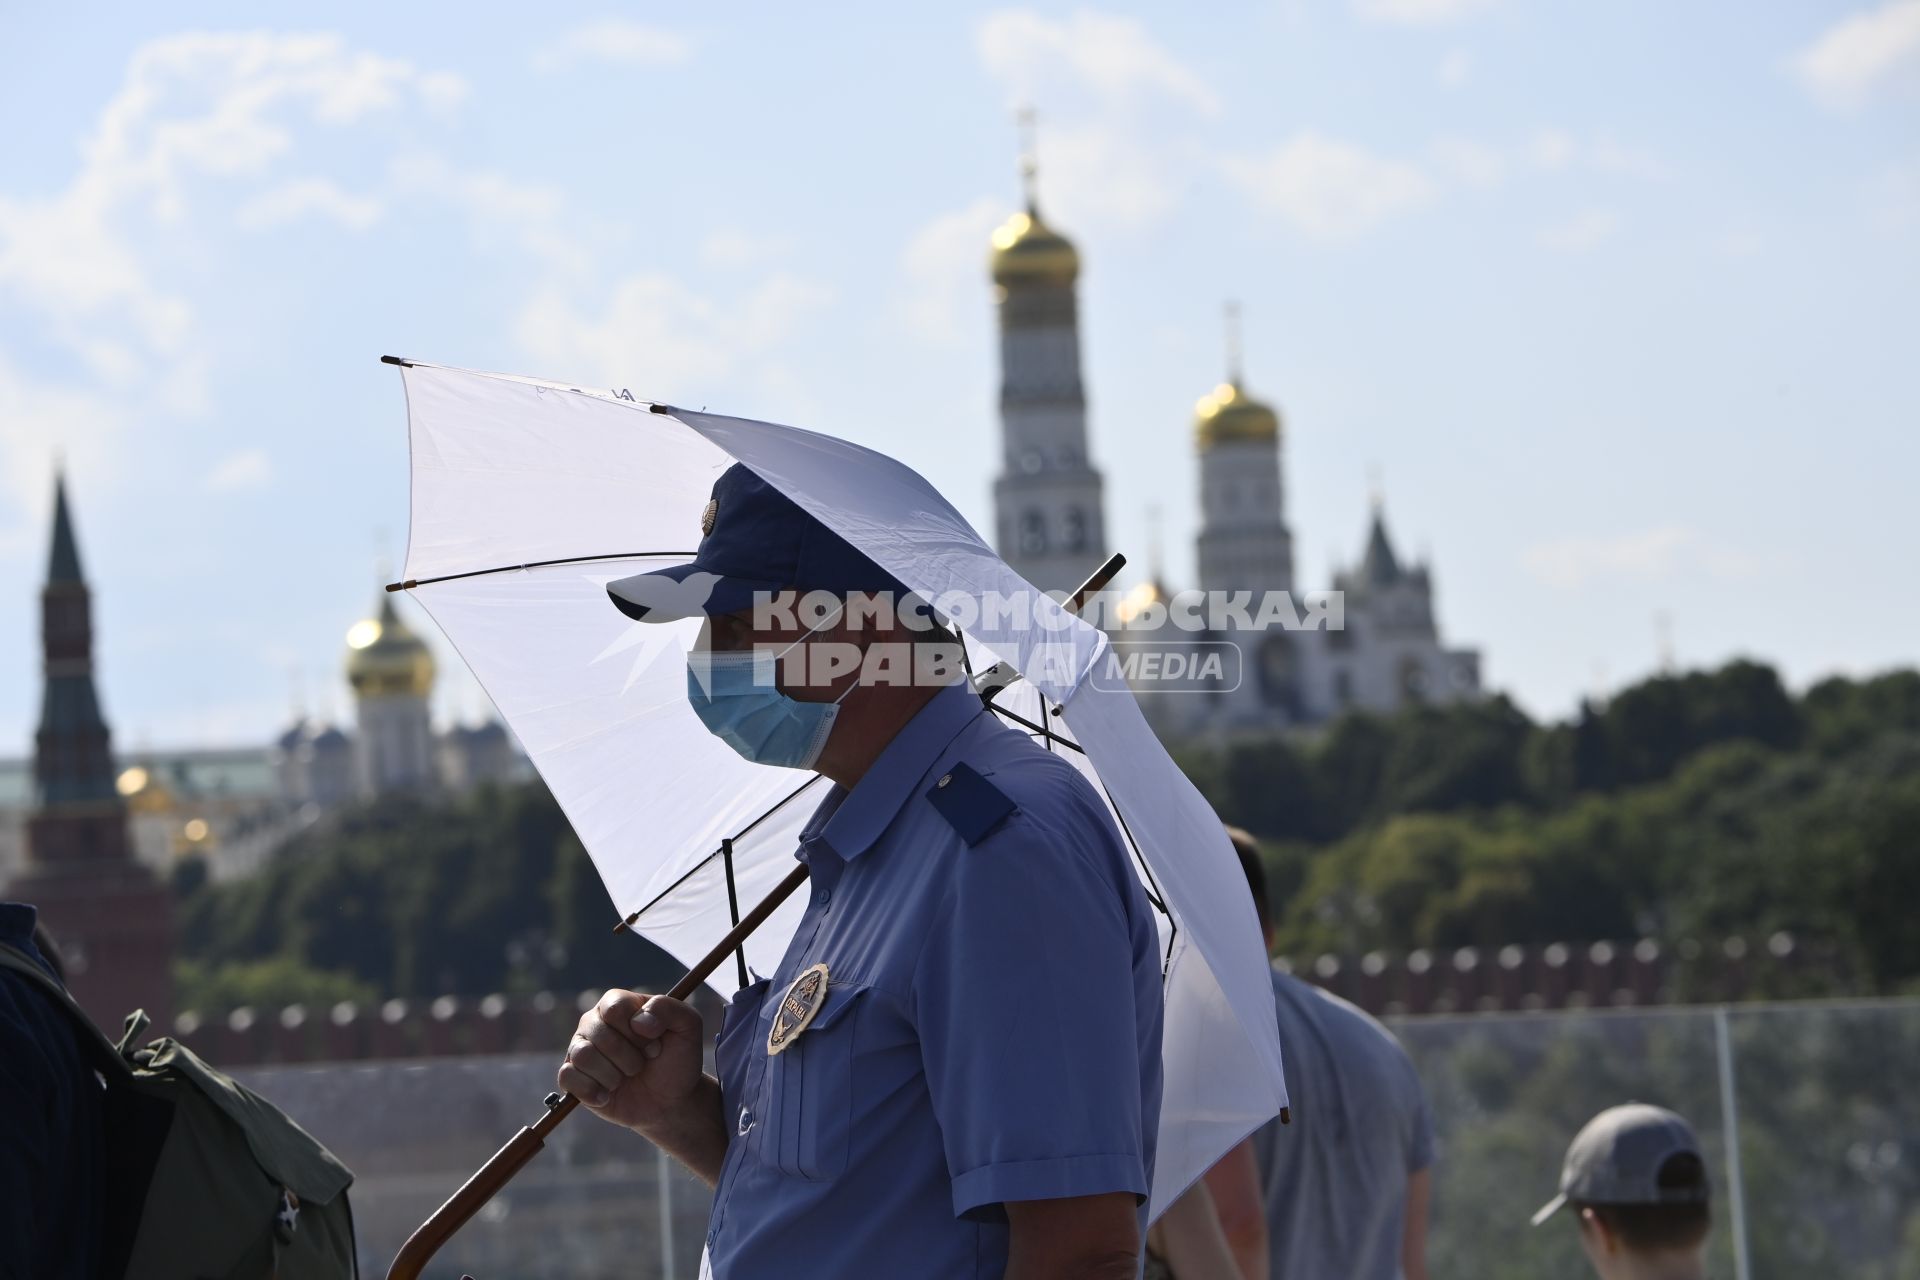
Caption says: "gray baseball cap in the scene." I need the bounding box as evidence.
[1531,1103,1711,1226]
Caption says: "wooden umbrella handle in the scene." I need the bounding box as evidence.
[384,862,812,1280]
[386,553,1124,1280]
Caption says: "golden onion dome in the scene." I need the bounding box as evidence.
[1194,380,1281,449]
[116,764,176,814]
[990,207,1080,287]
[1114,578,1170,627]
[345,594,436,698]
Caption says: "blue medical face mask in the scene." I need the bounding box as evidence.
[686,638,847,771]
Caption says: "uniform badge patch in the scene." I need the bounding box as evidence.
[767,962,830,1056]
[701,498,719,537]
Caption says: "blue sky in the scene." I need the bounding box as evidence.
[1,0,1915,749]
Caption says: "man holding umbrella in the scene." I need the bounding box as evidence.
[557,464,1165,1278]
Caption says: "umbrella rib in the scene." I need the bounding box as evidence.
[721,837,749,989]
[388,550,698,592]
[983,703,1086,755]
[616,776,826,930]
[1098,780,1179,977]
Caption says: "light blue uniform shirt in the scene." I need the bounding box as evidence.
[706,679,1164,1278]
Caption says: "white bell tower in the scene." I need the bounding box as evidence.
[990,114,1109,593]
[1193,304,1302,721]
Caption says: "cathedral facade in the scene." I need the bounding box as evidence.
[2,551,521,899]
[274,591,517,809]
[986,170,1482,741]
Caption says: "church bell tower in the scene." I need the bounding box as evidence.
[989,115,1109,593]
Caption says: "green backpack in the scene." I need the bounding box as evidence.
[0,945,358,1280]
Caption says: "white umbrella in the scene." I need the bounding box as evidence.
[382,357,1287,1261]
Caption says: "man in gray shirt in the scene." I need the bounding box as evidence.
[1232,828,1434,1280]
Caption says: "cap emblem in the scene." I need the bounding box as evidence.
[701,498,719,538]
[767,963,830,1056]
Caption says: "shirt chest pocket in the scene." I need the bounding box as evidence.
[715,976,772,1120]
[763,982,869,1182]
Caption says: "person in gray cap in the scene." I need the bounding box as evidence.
[1533,1103,1712,1280]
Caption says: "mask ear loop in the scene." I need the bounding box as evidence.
[767,596,867,706]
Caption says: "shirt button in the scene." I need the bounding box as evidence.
[737,1106,754,1136]
[937,773,952,788]
[816,888,831,907]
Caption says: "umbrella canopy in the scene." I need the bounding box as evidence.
[388,358,1287,1213]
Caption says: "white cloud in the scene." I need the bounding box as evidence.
[1424,128,1662,181]
[416,71,470,115]
[900,197,1010,343]
[204,448,274,493]
[1537,208,1621,252]
[515,271,834,391]
[1355,0,1502,26]
[0,31,462,389]
[1587,135,1665,180]
[699,228,798,269]
[1438,48,1473,89]
[534,21,693,73]
[388,153,586,276]
[1523,526,1778,589]
[1528,128,1576,172]
[0,355,127,555]
[1040,119,1189,229]
[978,10,1222,116]
[1794,0,1920,109]
[972,12,1216,236]
[235,178,383,231]
[1427,136,1506,187]
[1222,134,1434,239]
[736,274,837,349]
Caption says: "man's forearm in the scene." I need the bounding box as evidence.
[633,1074,730,1187]
[1004,1191,1143,1280]
[1004,1251,1140,1280]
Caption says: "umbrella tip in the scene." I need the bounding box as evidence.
[380,354,414,367]
[1280,1106,1291,1125]
[384,580,414,593]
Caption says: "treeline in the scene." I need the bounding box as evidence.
[175,660,1919,1012]
[1175,662,1920,994]
[174,784,681,1014]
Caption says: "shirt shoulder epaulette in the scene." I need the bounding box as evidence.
[924,762,1018,847]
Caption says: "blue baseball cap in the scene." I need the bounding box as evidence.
[607,463,911,623]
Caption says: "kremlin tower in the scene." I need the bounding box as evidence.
[8,473,174,1027]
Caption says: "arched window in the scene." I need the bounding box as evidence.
[1063,506,1088,553]
[1020,509,1048,556]
[1399,657,1429,705]
[1258,634,1296,711]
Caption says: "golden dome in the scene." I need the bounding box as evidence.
[346,594,436,698]
[990,208,1080,287]
[1194,381,1281,449]
[117,764,176,814]
[1114,579,1169,626]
